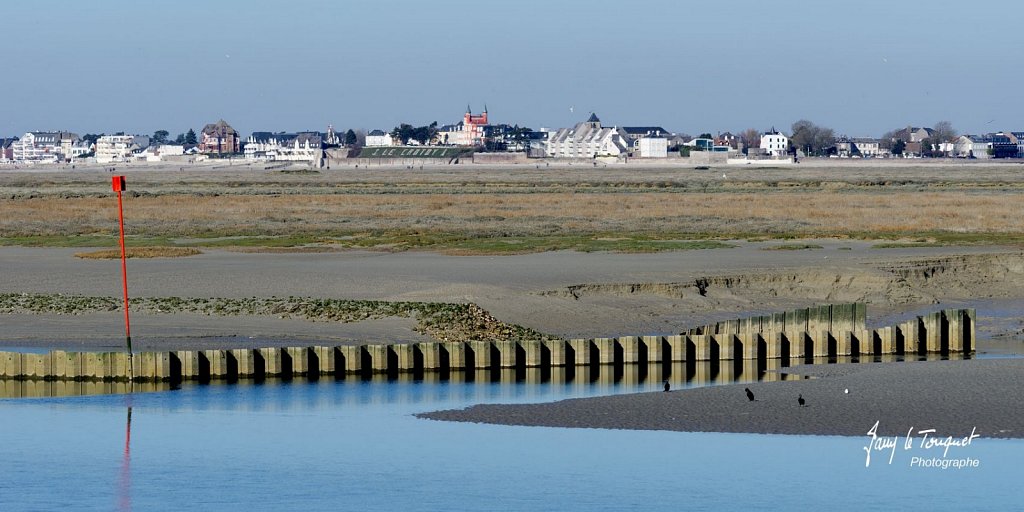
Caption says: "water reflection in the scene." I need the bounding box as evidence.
[119,403,132,512]
[0,353,1018,512]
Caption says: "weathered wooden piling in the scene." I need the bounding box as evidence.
[0,304,977,384]
[232,349,257,378]
[716,333,736,360]
[202,350,230,379]
[313,346,336,375]
[492,340,516,368]
[692,334,713,361]
[518,340,543,367]
[567,339,590,367]
[442,342,465,370]
[259,347,284,377]
[617,336,641,364]
[416,342,442,371]
[642,336,664,363]
[664,335,686,362]
[592,338,615,365]
[543,339,567,366]
[362,344,388,373]
[466,341,492,370]
[338,346,362,375]
[389,344,414,373]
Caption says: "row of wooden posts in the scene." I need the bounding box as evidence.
[0,305,973,382]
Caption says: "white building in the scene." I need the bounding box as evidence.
[544,114,630,158]
[244,132,322,164]
[953,135,991,159]
[11,132,63,163]
[365,129,395,147]
[136,144,185,162]
[96,135,150,164]
[760,128,788,157]
[638,136,668,158]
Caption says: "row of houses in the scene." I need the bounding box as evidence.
[365,108,798,160]
[5,111,1024,164]
[835,131,1024,159]
[0,120,320,165]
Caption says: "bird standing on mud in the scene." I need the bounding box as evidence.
[798,394,806,407]
[745,388,755,401]
[663,381,671,392]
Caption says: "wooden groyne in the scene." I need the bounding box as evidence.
[0,304,973,382]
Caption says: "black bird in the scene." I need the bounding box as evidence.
[798,394,806,407]
[663,381,671,392]
[745,387,755,401]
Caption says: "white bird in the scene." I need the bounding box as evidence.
[722,174,727,179]
[844,388,849,394]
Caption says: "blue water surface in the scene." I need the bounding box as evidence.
[0,376,1018,511]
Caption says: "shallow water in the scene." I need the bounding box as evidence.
[0,373,1019,511]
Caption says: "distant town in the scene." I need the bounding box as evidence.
[2,106,1022,167]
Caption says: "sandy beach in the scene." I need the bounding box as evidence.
[418,358,1024,439]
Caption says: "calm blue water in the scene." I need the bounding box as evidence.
[0,375,1019,511]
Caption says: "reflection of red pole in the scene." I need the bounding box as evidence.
[119,406,133,512]
[112,176,133,380]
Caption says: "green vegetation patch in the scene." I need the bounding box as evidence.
[0,293,558,343]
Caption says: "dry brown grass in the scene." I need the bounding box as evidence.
[3,164,1024,247]
[5,190,1024,239]
[74,247,203,259]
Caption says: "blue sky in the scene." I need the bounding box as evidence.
[2,0,1017,138]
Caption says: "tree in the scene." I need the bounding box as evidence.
[932,121,957,143]
[391,122,439,145]
[698,133,713,140]
[789,119,836,157]
[391,123,414,144]
[185,129,197,145]
[892,139,906,156]
[919,138,934,157]
[879,129,900,151]
[344,129,357,146]
[932,121,957,156]
[174,133,186,145]
[82,133,103,145]
[152,130,169,145]
[739,128,760,154]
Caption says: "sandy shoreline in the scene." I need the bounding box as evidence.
[2,242,1024,350]
[418,358,1024,439]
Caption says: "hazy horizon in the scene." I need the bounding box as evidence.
[3,0,1017,138]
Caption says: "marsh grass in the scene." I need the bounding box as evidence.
[3,166,1024,253]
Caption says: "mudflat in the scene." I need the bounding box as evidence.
[418,358,1024,439]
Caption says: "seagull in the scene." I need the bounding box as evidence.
[745,388,755,401]
[844,388,849,394]
[798,394,806,407]
[663,380,671,392]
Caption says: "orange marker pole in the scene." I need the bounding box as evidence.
[112,176,133,380]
